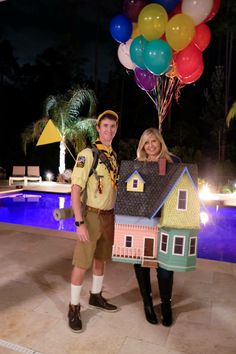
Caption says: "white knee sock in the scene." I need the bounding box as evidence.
[71,284,82,305]
[91,275,104,294]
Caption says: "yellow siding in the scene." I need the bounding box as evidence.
[159,174,200,229]
[126,174,144,192]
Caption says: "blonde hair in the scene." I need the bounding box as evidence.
[136,128,174,162]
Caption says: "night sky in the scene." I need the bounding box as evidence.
[0,0,120,81]
[1,0,236,182]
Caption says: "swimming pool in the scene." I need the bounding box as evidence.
[0,191,235,263]
[0,191,74,232]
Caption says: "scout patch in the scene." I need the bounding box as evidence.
[76,156,86,168]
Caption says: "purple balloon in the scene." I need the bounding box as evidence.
[123,0,147,22]
[134,67,157,91]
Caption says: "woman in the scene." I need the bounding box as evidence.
[134,127,180,327]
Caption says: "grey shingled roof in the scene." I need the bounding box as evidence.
[115,160,198,219]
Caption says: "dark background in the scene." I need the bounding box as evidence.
[0,0,236,188]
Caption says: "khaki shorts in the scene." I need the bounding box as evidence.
[72,209,115,270]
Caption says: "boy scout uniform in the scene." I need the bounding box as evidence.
[71,146,118,270]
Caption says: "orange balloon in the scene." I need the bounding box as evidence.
[131,22,140,39]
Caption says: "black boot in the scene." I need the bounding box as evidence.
[157,267,173,327]
[134,264,158,324]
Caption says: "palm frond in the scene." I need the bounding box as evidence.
[42,95,58,117]
[21,123,35,154]
[32,117,49,138]
[21,117,49,154]
[65,118,97,153]
[68,89,97,123]
[226,101,236,127]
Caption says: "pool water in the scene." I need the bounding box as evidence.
[198,206,236,263]
[0,192,235,263]
[0,191,75,232]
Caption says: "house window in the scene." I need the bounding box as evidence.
[177,190,188,210]
[160,233,169,253]
[132,179,138,188]
[189,237,197,256]
[173,236,185,256]
[125,235,132,248]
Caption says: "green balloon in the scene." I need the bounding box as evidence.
[130,35,148,69]
[143,39,172,75]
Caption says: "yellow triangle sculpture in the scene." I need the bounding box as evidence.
[36,119,62,146]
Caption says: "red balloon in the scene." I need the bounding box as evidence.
[175,43,203,78]
[179,61,204,84]
[193,23,211,51]
[205,0,221,22]
[169,2,181,19]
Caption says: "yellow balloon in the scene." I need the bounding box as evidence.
[166,14,195,52]
[131,22,140,39]
[138,4,168,41]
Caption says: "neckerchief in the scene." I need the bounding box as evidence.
[94,140,118,190]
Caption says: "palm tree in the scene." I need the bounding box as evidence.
[226,100,236,127]
[22,86,98,174]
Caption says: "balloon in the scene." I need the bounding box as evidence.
[110,14,132,43]
[205,0,221,22]
[131,22,140,39]
[118,39,136,70]
[193,23,211,51]
[130,35,148,69]
[138,3,168,41]
[181,0,214,25]
[134,67,157,91]
[166,14,195,52]
[169,2,182,18]
[165,60,177,78]
[123,0,147,22]
[179,61,204,84]
[175,43,203,78]
[143,39,172,75]
[151,0,181,13]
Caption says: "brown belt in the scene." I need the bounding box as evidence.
[86,205,114,215]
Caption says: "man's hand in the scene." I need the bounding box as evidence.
[76,223,90,242]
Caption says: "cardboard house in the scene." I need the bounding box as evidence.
[112,159,200,272]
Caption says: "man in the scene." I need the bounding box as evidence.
[68,110,119,332]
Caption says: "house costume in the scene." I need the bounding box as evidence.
[112,158,200,325]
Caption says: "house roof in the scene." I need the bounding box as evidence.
[115,160,198,219]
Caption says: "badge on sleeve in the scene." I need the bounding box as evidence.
[76,156,86,168]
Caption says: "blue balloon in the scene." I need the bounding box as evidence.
[130,35,148,69]
[151,0,181,13]
[110,14,132,43]
[143,39,172,75]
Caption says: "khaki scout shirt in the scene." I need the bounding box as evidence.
[71,147,117,210]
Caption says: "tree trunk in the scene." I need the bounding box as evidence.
[59,140,66,174]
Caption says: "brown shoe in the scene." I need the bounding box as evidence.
[68,303,82,332]
[89,292,118,312]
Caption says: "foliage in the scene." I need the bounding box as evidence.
[226,100,236,127]
[199,159,236,191]
[171,145,203,163]
[22,86,98,156]
[200,66,225,159]
[221,184,233,194]
[119,138,139,161]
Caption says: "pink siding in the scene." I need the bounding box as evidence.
[113,223,158,259]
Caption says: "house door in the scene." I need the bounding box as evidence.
[144,238,154,257]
